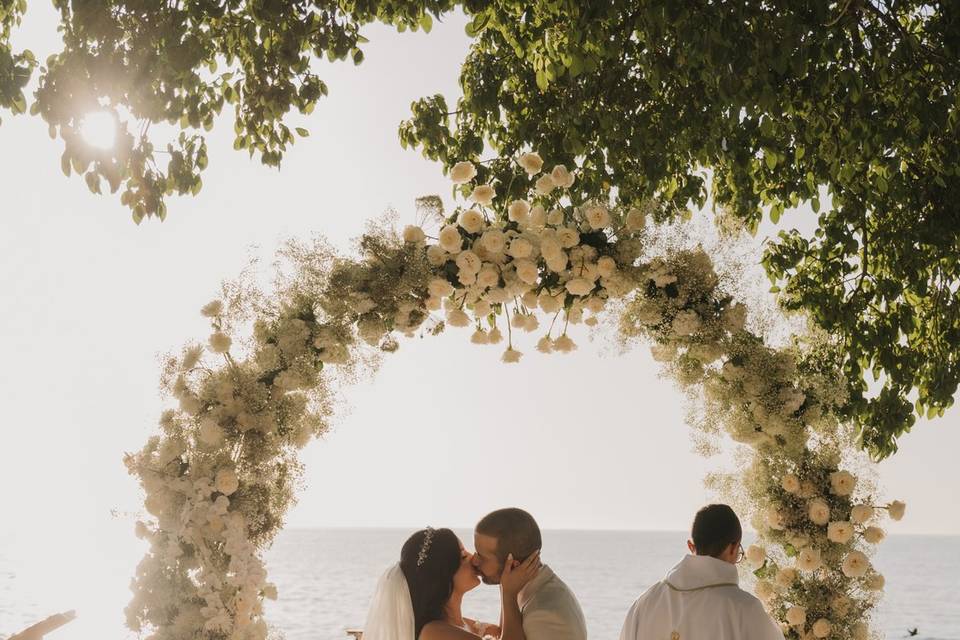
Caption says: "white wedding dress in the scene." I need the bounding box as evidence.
[362,564,417,640]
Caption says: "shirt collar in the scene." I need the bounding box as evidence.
[518,564,554,609]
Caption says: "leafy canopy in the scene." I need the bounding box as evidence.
[2,0,959,458]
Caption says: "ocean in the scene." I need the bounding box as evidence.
[2,529,958,639]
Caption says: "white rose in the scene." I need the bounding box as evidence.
[446,308,470,327]
[201,300,224,317]
[507,237,533,259]
[539,292,563,313]
[439,224,463,253]
[866,572,885,591]
[470,184,496,205]
[863,526,885,544]
[812,618,832,638]
[745,544,766,568]
[754,580,775,603]
[529,204,547,227]
[514,259,539,285]
[551,164,574,188]
[796,547,822,572]
[887,500,906,521]
[584,205,611,229]
[456,250,482,275]
[556,227,580,248]
[781,474,802,494]
[458,209,485,234]
[851,505,875,524]
[827,521,854,544]
[209,331,232,354]
[785,606,807,626]
[808,499,831,526]
[625,208,646,231]
[829,470,857,496]
[477,266,500,289]
[552,334,577,353]
[426,244,447,266]
[479,228,506,253]
[508,199,531,224]
[501,347,523,363]
[851,622,870,640]
[565,278,594,296]
[428,277,455,298]
[402,225,426,244]
[546,252,568,273]
[841,550,871,577]
[546,208,565,226]
[215,468,239,496]
[592,257,614,279]
[535,173,556,195]
[518,152,543,175]
[774,567,797,588]
[450,161,477,184]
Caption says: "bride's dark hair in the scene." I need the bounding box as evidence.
[400,528,461,638]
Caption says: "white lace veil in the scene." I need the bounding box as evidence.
[362,563,416,640]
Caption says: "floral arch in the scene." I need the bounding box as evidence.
[125,154,904,640]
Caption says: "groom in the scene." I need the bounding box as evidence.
[472,508,587,640]
[619,504,784,640]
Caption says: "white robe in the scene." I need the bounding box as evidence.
[518,565,588,640]
[619,555,784,640]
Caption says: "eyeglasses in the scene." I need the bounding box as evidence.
[735,544,745,564]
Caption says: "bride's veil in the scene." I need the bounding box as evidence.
[361,563,416,640]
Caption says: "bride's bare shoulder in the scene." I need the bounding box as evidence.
[419,621,481,640]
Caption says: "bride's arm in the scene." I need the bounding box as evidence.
[498,552,541,640]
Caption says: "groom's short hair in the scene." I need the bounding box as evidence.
[476,508,542,563]
[692,504,742,558]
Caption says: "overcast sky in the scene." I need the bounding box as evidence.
[1,4,958,638]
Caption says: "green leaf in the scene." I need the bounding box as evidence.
[295,127,309,137]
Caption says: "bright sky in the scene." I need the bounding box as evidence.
[1,4,959,637]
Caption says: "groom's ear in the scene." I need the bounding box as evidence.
[687,540,697,555]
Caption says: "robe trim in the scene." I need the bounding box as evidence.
[664,580,738,593]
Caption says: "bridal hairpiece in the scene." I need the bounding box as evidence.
[417,527,436,567]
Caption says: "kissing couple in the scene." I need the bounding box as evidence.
[361,508,587,640]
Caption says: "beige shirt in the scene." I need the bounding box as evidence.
[517,565,588,640]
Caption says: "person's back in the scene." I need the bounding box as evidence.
[619,504,783,640]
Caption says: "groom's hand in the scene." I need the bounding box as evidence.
[9,611,76,640]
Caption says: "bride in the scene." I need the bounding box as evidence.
[363,527,540,640]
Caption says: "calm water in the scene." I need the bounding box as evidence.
[2,529,958,639]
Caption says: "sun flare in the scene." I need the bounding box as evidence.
[79,110,117,150]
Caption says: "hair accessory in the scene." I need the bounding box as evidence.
[417,527,436,567]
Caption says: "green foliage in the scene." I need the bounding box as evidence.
[1,0,453,221]
[400,1,960,459]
